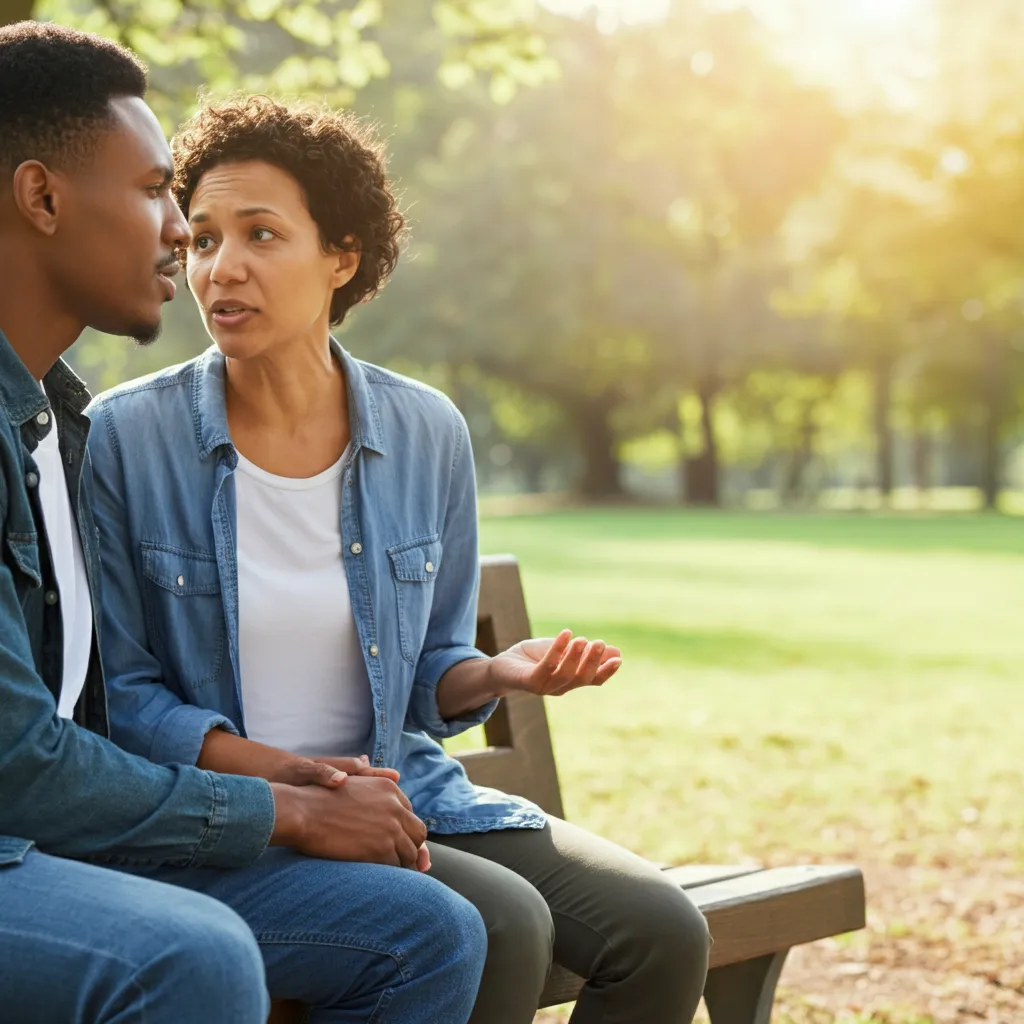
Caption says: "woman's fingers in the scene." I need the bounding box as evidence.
[307,761,348,788]
[416,844,432,873]
[547,644,622,696]
[534,630,575,677]
[593,657,623,684]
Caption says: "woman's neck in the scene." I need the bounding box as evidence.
[224,333,351,477]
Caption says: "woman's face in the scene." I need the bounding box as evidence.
[185,159,358,361]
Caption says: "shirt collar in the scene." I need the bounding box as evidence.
[191,337,387,460]
[0,328,91,430]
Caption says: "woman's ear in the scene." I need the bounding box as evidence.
[330,235,361,289]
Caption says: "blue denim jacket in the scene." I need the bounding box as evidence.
[87,341,545,834]
[0,329,275,871]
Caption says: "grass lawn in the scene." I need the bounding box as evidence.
[468,510,1024,1024]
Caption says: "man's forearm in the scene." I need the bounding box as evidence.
[435,656,503,721]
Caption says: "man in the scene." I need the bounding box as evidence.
[0,22,484,1023]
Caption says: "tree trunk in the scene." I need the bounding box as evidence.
[574,400,622,499]
[873,354,894,500]
[782,399,818,504]
[683,381,720,507]
[981,333,1005,510]
[0,0,35,25]
[911,430,932,492]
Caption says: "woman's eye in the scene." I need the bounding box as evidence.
[253,227,274,242]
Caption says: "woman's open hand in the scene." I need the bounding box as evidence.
[492,630,622,698]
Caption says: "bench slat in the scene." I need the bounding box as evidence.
[690,865,865,970]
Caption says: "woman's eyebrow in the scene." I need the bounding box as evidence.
[236,206,280,218]
[189,206,281,225]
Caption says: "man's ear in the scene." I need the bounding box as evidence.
[11,161,63,237]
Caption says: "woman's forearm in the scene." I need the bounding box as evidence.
[197,727,295,782]
[435,657,504,722]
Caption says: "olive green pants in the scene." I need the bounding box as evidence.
[429,817,710,1024]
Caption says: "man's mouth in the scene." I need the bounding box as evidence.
[156,259,179,301]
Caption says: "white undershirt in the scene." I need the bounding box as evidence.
[235,448,374,757]
[33,400,93,719]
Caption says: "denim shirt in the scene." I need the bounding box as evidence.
[87,341,546,834]
[0,329,275,871]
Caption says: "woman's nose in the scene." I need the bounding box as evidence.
[210,240,247,285]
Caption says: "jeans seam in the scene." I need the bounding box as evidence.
[254,932,412,984]
[367,987,395,1024]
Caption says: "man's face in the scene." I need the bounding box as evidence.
[49,96,188,344]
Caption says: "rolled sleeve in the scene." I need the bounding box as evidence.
[412,647,496,739]
[150,705,239,768]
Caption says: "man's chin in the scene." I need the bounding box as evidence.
[128,319,163,347]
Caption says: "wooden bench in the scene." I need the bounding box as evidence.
[271,554,866,1024]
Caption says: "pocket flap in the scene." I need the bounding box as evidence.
[387,535,442,583]
[141,543,221,595]
[5,536,42,588]
[0,836,34,867]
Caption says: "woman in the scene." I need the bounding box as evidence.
[88,96,710,1024]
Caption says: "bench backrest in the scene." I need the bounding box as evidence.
[453,555,565,819]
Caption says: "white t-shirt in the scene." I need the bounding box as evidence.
[33,403,93,719]
[235,448,374,757]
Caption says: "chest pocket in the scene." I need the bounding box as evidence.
[387,534,442,665]
[140,542,225,691]
[4,534,43,614]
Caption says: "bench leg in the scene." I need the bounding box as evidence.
[703,950,789,1024]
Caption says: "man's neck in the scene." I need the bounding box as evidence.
[0,244,82,379]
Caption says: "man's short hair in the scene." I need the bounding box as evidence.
[0,22,147,175]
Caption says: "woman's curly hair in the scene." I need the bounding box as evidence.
[172,95,404,326]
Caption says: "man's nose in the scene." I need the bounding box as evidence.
[166,199,191,250]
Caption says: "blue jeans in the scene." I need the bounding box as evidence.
[133,847,487,1023]
[0,849,269,1024]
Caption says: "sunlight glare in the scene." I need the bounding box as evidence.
[541,0,672,32]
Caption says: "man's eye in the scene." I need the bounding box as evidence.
[193,236,213,251]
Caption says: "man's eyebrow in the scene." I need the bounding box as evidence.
[152,164,174,187]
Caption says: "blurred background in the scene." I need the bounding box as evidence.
[7,1,1024,1021]
[20,0,1024,514]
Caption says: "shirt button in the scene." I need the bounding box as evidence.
[350,542,363,555]
[176,575,185,588]
[44,590,58,606]
[36,410,50,427]
[369,644,379,657]
[375,754,384,765]
[25,471,39,488]
[425,561,434,573]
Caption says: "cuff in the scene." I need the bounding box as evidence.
[191,773,275,868]
[413,647,498,740]
[150,705,239,767]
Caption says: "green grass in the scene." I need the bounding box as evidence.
[468,510,1024,868]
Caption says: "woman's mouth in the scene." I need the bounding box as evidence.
[209,301,257,328]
